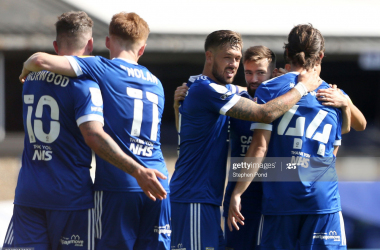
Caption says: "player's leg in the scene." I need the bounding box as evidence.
[45,208,95,250]
[171,202,225,250]
[10,205,50,249]
[94,190,140,249]
[134,193,171,250]
[224,213,261,250]
[298,212,347,250]
[258,214,301,250]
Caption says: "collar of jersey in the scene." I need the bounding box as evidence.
[288,71,300,75]
[112,57,138,65]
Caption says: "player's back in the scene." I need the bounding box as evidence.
[253,72,342,215]
[66,56,168,192]
[170,75,239,206]
[15,71,103,210]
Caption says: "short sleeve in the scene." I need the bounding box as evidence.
[202,83,241,115]
[73,79,104,127]
[66,56,106,84]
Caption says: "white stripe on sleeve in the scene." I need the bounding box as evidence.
[334,140,342,146]
[64,56,83,76]
[77,114,104,127]
[220,95,241,115]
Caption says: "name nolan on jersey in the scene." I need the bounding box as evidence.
[26,71,70,87]
[120,65,159,84]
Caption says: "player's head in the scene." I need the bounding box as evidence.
[106,12,150,59]
[284,24,325,71]
[54,11,93,56]
[204,30,243,85]
[243,46,276,97]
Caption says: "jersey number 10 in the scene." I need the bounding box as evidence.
[24,94,60,144]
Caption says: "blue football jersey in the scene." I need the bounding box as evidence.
[15,71,104,210]
[223,91,262,218]
[169,75,240,206]
[66,56,168,192]
[251,72,342,215]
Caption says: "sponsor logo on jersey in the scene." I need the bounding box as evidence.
[171,243,186,250]
[313,231,341,241]
[32,144,53,161]
[60,234,84,247]
[154,224,171,236]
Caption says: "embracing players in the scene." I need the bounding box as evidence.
[170,30,320,249]
[3,11,163,250]
[228,24,350,249]
[18,12,170,250]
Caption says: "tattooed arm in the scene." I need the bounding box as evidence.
[226,69,321,123]
[226,88,303,123]
[79,121,167,201]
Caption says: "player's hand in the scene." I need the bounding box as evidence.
[19,67,31,84]
[298,67,321,92]
[227,194,244,231]
[316,87,348,108]
[173,83,188,109]
[273,67,288,77]
[134,167,167,201]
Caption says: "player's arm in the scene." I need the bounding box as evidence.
[173,83,188,132]
[227,129,271,231]
[315,87,351,134]
[79,121,167,201]
[333,146,339,156]
[226,71,320,124]
[317,86,366,131]
[20,53,76,82]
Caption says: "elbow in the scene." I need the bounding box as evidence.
[354,121,367,131]
[29,53,46,71]
[342,126,351,135]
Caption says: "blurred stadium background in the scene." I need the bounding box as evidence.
[0,0,379,248]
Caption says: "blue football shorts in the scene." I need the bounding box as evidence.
[93,190,171,250]
[223,213,261,250]
[2,205,95,250]
[258,212,347,250]
[171,202,225,250]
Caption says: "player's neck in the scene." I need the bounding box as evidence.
[289,64,304,73]
[110,50,138,63]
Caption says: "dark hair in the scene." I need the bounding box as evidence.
[55,11,93,50]
[204,30,243,52]
[284,24,325,70]
[243,45,276,70]
[109,12,150,42]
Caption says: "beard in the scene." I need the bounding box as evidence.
[211,61,235,85]
[247,86,256,98]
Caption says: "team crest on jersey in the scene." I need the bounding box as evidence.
[253,97,258,103]
[220,91,232,100]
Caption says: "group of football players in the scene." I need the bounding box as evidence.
[2,9,366,250]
